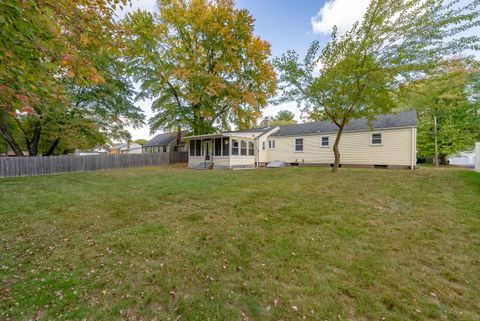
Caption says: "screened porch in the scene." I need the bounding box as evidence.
[187,134,256,169]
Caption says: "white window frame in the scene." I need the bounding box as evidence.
[370,132,383,146]
[262,141,266,150]
[294,137,304,152]
[232,139,239,155]
[321,136,330,148]
[248,141,254,156]
[268,140,276,150]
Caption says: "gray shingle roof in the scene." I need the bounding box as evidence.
[111,143,128,150]
[143,133,177,147]
[271,111,416,137]
[225,127,272,134]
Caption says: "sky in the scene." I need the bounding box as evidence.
[120,0,478,141]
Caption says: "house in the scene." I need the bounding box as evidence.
[75,147,108,156]
[186,110,417,169]
[143,132,185,153]
[109,142,142,154]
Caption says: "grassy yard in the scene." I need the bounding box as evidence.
[1,165,479,320]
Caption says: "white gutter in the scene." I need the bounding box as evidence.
[411,126,416,170]
[186,132,266,139]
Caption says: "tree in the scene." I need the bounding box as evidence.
[123,0,277,135]
[274,0,480,172]
[270,110,297,126]
[0,0,144,156]
[134,139,148,145]
[398,58,480,164]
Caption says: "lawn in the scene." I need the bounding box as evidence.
[1,165,479,320]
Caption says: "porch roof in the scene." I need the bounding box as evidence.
[186,133,258,140]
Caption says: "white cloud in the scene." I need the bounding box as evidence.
[311,0,370,35]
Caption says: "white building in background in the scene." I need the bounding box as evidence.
[109,143,142,154]
[475,143,480,173]
[449,150,476,167]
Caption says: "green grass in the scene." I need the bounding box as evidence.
[1,165,479,320]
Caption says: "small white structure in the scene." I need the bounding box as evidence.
[449,150,476,167]
[475,142,480,173]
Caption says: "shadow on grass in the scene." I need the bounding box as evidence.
[458,170,480,192]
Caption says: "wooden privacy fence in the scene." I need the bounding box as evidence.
[0,152,189,178]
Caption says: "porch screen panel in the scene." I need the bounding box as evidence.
[190,141,195,156]
[232,139,239,155]
[222,138,229,156]
[215,138,222,156]
[195,140,201,156]
[248,142,254,156]
[241,141,247,155]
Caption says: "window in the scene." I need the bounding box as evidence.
[232,139,239,155]
[215,138,222,156]
[268,140,276,149]
[248,142,254,156]
[321,136,329,147]
[195,140,201,156]
[163,145,167,153]
[241,141,247,155]
[222,138,229,156]
[262,141,266,150]
[190,141,195,156]
[371,133,382,145]
[295,138,303,152]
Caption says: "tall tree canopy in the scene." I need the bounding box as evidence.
[0,0,144,156]
[398,58,480,163]
[124,0,277,135]
[270,110,297,126]
[274,0,480,172]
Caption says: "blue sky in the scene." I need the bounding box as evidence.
[122,0,372,139]
[122,0,478,140]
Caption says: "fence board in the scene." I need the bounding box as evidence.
[0,152,188,177]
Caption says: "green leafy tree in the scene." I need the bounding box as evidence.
[270,110,297,126]
[0,0,144,156]
[134,139,148,145]
[123,0,277,135]
[398,58,480,164]
[274,0,480,172]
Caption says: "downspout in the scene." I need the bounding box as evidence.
[411,126,415,170]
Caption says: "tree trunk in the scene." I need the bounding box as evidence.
[176,126,182,145]
[0,106,24,156]
[0,127,24,156]
[27,122,42,156]
[331,125,345,173]
[440,154,448,165]
[45,138,60,156]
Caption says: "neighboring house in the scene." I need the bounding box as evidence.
[143,132,185,153]
[75,147,108,156]
[186,110,417,170]
[449,150,476,167]
[109,143,142,154]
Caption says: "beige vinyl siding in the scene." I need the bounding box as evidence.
[267,127,414,166]
[256,127,279,163]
